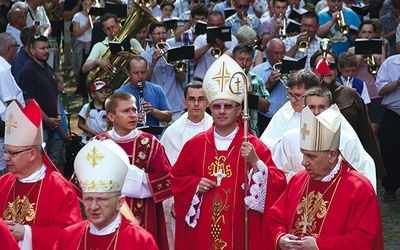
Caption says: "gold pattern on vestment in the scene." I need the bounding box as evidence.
[5,113,18,135]
[208,156,232,179]
[85,147,104,167]
[212,62,231,92]
[4,195,36,224]
[211,189,230,249]
[79,180,120,192]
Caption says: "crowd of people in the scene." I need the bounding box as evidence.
[0,0,397,248]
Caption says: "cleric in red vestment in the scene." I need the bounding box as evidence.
[267,104,384,250]
[54,139,158,249]
[0,100,82,249]
[171,55,287,250]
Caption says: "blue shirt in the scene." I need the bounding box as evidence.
[11,49,30,84]
[251,61,289,118]
[115,81,171,126]
[225,13,262,38]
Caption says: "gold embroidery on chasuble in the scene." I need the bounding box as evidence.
[208,156,233,179]
[211,189,231,250]
[4,195,36,224]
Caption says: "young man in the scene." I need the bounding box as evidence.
[84,92,172,249]
[160,81,213,249]
[171,55,286,249]
[225,0,262,37]
[261,0,288,48]
[268,100,384,250]
[55,140,158,249]
[0,101,81,249]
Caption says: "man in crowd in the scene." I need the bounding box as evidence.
[380,0,400,56]
[73,92,172,249]
[376,53,400,202]
[310,49,386,181]
[231,44,270,137]
[0,32,25,176]
[261,0,288,48]
[160,81,213,250]
[225,0,262,37]
[55,140,158,249]
[82,13,143,75]
[171,55,286,249]
[115,55,172,126]
[273,85,377,190]
[18,34,61,162]
[284,11,321,69]
[141,22,186,123]
[25,0,52,37]
[317,0,361,56]
[6,2,28,48]
[268,102,384,250]
[251,38,289,133]
[192,11,238,81]
[11,26,33,84]
[0,100,81,249]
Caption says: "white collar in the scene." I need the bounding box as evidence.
[214,126,239,150]
[320,157,341,182]
[110,127,139,140]
[89,213,122,235]
[19,164,46,183]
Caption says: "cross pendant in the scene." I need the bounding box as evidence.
[214,169,226,186]
[299,214,312,234]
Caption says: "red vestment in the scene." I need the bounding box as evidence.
[268,162,384,250]
[71,131,172,249]
[0,218,19,250]
[171,125,286,250]
[54,215,158,249]
[0,167,82,250]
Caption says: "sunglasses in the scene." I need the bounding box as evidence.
[236,4,250,9]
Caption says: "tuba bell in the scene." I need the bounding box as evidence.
[211,46,223,58]
[156,40,187,73]
[366,54,379,75]
[86,2,156,91]
[273,61,289,88]
[298,36,310,52]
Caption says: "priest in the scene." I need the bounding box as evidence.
[0,101,82,249]
[54,139,158,249]
[171,55,287,250]
[268,105,384,250]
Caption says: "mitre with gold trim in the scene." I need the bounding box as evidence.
[300,104,341,151]
[4,100,43,146]
[202,54,248,104]
[74,139,129,193]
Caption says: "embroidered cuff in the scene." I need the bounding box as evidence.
[244,160,268,213]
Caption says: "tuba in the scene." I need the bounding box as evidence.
[273,61,289,88]
[366,54,379,75]
[156,40,187,73]
[86,2,156,91]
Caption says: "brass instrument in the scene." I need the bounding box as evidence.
[278,13,287,41]
[211,46,223,58]
[156,40,188,73]
[253,36,263,51]
[138,81,146,126]
[86,2,156,90]
[346,76,352,88]
[273,61,289,88]
[366,54,379,75]
[298,36,310,52]
[337,9,349,35]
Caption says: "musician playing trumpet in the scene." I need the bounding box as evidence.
[225,0,262,37]
[285,11,321,69]
[317,0,361,56]
[261,0,288,49]
[82,13,144,75]
[141,22,186,123]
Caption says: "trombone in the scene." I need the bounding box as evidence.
[155,40,187,73]
[273,60,289,88]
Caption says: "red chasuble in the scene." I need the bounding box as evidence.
[268,162,384,250]
[0,167,82,249]
[71,130,172,249]
[0,219,19,250]
[54,215,158,250]
[171,125,286,250]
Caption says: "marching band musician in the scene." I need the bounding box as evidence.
[225,0,262,38]
[141,22,186,123]
[261,0,289,49]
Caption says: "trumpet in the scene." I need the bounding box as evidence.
[366,54,379,75]
[345,76,352,88]
[336,9,349,35]
[253,36,264,51]
[211,46,223,58]
[278,13,287,41]
[138,81,146,126]
[273,60,289,88]
[298,36,310,52]
[156,40,187,73]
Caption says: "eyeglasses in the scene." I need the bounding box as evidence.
[11,44,20,48]
[2,147,33,158]
[210,103,239,111]
[82,195,120,206]
[186,96,207,103]
[286,92,304,101]
[152,32,167,36]
[236,3,250,9]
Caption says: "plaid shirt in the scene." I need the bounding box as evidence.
[225,13,262,38]
[249,71,270,137]
[284,35,322,69]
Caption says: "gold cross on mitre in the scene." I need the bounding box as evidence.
[212,62,231,92]
[300,123,310,140]
[85,147,104,167]
[5,113,18,135]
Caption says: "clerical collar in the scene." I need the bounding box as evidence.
[19,164,46,183]
[214,126,239,150]
[186,117,205,127]
[90,213,122,235]
[320,157,341,182]
[110,127,139,140]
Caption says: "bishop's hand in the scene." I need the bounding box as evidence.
[278,234,303,250]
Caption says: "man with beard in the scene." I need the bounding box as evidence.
[18,34,60,162]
